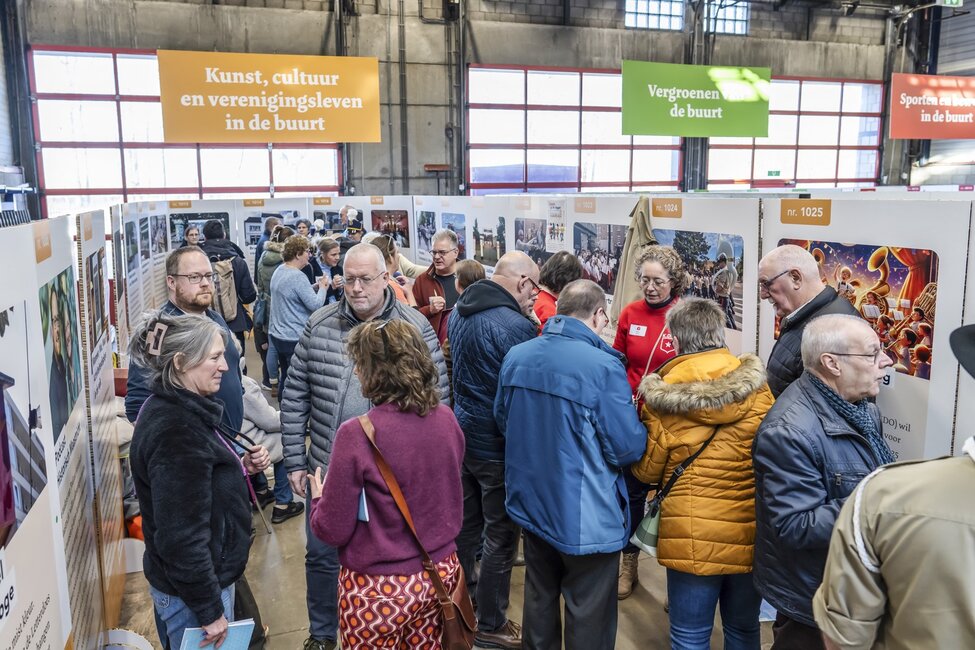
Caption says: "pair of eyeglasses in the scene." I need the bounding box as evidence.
[522,275,541,296]
[431,248,457,258]
[171,272,216,285]
[345,273,384,288]
[828,349,883,364]
[759,269,791,292]
[639,276,671,288]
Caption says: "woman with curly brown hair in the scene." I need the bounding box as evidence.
[307,319,465,649]
[612,244,686,599]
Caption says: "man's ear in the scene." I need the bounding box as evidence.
[819,353,842,377]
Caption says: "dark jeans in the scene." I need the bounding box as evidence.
[771,613,825,650]
[666,569,762,650]
[522,531,619,650]
[269,335,299,396]
[253,325,269,385]
[456,455,520,632]
[304,490,339,641]
[623,468,652,554]
[271,460,292,505]
[234,330,247,357]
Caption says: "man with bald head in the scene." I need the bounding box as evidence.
[759,244,860,397]
[448,250,540,649]
[753,314,895,649]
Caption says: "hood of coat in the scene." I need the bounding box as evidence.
[638,349,768,424]
[261,241,284,266]
[455,279,522,318]
[200,238,239,262]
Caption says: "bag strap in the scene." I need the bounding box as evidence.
[632,326,670,404]
[358,415,454,607]
[654,425,720,505]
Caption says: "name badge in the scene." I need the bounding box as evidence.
[629,324,648,337]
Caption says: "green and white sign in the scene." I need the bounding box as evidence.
[622,60,771,137]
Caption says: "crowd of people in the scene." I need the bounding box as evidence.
[124,219,975,650]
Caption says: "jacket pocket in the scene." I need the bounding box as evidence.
[826,464,869,499]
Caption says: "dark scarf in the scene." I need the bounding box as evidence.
[810,374,896,465]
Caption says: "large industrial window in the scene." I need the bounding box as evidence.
[467,66,683,195]
[624,0,750,35]
[29,47,342,218]
[707,78,883,189]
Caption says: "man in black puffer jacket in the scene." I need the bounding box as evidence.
[759,244,861,397]
[447,251,539,649]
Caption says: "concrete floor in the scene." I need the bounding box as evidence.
[118,340,774,649]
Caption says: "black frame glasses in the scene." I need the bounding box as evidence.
[827,350,883,364]
[759,268,791,292]
[521,275,541,295]
[171,272,216,285]
[431,247,458,259]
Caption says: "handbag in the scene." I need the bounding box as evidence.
[630,425,720,556]
[253,293,269,329]
[358,415,477,650]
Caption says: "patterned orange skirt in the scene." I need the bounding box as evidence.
[338,552,461,649]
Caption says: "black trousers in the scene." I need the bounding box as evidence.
[771,612,825,650]
[522,531,620,650]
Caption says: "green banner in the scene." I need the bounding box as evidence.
[622,60,771,137]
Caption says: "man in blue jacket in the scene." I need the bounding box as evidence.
[448,250,540,649]
[495,279,647,650]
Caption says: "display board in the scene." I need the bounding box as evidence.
[76,211,126,630]
[760,198,971,460]
[413,195,501,274]
[233,198,309,278]
[109,205,130,362]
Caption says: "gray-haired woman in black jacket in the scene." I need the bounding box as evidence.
[128,311,270,650]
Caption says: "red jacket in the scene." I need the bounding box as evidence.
[533,289,558,334]
[412,264,450,343]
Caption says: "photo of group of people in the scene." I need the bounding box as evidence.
[515,217,551,267]
[416,211,436,264]
[39,268,83,441]
[654,228,745,331]
[85,249,108,347]
[473,216,506,268]
[0,301,49,550]
[441,213,467,260]
[781,238,939,381]
[573,222,626,294]
[371,210,411,249]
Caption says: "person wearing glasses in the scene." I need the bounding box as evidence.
[753,314,895,650]
[758,244,860,398]
[611,245,685,600]
[413,229,462,343]
[280,243,449,650]
[447,250,540,649]
[268,235,331,390]
[125,246,245,434]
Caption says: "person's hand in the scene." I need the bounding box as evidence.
[289,469,308,498]
[200,615,228,648]
[243,445,271,473]
[332,275,345,290]
[317,275,331,292]
[429,295,446,314]
[395,274,409,287]
[308,467,325,500]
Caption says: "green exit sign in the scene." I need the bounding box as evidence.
[936,0,964,7]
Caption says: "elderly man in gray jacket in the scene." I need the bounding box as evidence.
[281,243,450,650]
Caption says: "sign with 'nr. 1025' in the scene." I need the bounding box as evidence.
[157,50,381,143]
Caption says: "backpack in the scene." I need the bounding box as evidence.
[211,257,239,322]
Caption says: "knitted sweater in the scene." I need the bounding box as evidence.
[269,265,326,341]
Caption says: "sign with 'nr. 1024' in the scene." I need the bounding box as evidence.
[157,50,381,143]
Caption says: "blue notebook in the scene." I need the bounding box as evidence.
[179,619,255,650]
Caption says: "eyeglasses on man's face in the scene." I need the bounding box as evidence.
[345,273,384,288]
[758,268,791,293]
[639,276,671,288]
[431,247,457,259]
[828,349,884,365]
[521,275,541,296]
[171,272,216,285]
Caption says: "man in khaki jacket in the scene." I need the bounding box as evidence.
[812,323,975,649]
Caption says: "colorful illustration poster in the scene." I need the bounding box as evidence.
[761,198,969,460]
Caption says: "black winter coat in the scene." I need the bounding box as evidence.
[200,238,258,334]
[766,287,860,397]
[752,372,884,626]
[447,280,536,460]
[130,382,252,626]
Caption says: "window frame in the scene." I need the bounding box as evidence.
[28,45,342,217]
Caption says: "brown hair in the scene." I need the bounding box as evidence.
[371,234,398,265]
[317,237,339,256]
[347,320,440,416]
[539,251,583,294]
[271,225,295,244]
[456,259,486,291]
[282,235,311,262]
[635,245,687,297]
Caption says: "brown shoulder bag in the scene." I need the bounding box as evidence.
[358,415,477,650]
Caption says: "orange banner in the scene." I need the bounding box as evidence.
[890,73,975,140]
[157,50,381,143]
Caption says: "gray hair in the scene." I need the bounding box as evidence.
[801,314,869,370]
[361,231,382,244]
[556,279,606,319]
[666,298,725,353]
[433,229,458,248]
[128,310,227,391]
[761,244,821,281]
[344,242,386,274]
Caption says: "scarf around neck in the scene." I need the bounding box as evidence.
[809,374,896,465]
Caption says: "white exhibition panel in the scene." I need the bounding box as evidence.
[761,198,971,461]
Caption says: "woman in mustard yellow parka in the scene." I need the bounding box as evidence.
[634,298,774,650]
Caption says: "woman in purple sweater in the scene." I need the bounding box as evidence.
[307,319,464,649]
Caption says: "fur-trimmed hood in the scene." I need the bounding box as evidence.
[638,349,768,423]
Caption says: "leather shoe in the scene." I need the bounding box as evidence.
[475,619,522,649]
[271,501,304,524]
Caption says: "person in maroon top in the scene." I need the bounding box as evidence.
[307,319,465,649]
[533,251,583,334]
[611,244,686,600]
[413,229,461,343]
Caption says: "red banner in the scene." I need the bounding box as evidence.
[890,73,975,140]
